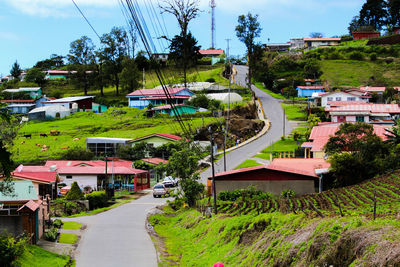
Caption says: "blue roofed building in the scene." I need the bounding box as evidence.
[296,86,325,97]
[126,88,194,109]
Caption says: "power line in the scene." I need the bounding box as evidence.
[71,0,101,40]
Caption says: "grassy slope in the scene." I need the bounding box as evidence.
[234,159,261,169]
[281,103,307,121]
[58,233,77,244]
[15,245,70,267]
[151,172,400,265]
[150,208,400,266]
[321,59,400,88]
[13,107,219,164]
[255,137,304,160]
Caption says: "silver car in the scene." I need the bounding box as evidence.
[153,183,169,198]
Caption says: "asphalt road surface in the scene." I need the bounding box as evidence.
[64,192,169,267]
[200,65,292,183]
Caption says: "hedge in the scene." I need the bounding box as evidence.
[86,191,108,210]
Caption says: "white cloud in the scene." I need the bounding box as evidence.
[4,0,118,17]
[0,32,22,41]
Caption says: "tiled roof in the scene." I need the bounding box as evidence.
[17,200,41,212]
[58,166,146,175]
[140,95,190,100]
[326,104,400,113]
[211,159,329,179]
[359,86,386,92]
[304,38,341,41]
[327,101,369,107]
[45,160,134,168]
[12,172,57,183]
[141,158,168,165]
[199,49,224,55]
[126,88,188,97]
[0,100,35,103]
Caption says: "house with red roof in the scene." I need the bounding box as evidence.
[326,103,400,125]
[199,49,225,57]
[301,123,391,159]
[126,88,194,109]
[11,165,58,199]
[359,86,387,94]
[207,158,330,195]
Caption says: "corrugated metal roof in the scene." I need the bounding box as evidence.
[0,181,38,202]
[126,88,189,97]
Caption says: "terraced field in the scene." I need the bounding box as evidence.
[212,171,400,218]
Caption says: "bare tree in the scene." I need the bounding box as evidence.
[159,0,200,37]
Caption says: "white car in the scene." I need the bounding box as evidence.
[153,183,169,198]
[162,176,178,187]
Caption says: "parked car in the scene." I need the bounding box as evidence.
[162,176,178,187]
[153,183,169,198]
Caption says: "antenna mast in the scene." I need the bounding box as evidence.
[210,0,216,49]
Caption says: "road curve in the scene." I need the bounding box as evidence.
[200,65,291,183]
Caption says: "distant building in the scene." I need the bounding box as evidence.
[303,38,341,50]
[199,49,225,57]
[129,133,182,148]
[152,53,169,62]
[265,43,290,52]
[296,86,325,97]
[86,137,133,157]
[126,88,194,109]
[290,38,305,50]
[3,87,42,99]
[149,104,198,116]
[320,90,370,107]
[208,158,330,196]
[43,96,94,111]
[28,105,71,120]
[206,93,243,103]
[352,31,381,40]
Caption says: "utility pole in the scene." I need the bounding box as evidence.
[209,126,217,214]
[210,0,216,49]
[223,38,231,172]
[283,109,286,137]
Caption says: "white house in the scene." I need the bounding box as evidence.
[206,93,243,103]
[321,90,369,107]
[28,105,71,121]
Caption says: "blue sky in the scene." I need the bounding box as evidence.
[0,0,365,77]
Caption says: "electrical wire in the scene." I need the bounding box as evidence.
[71,0,101,40]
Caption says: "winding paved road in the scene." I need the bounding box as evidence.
[64,193,169,267]
[200,65,292,183]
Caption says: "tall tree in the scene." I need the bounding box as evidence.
[358,0,388,31]
[388,0,400,26]
[98,27,128,96]
[119,57,141,93]
[10,61,22,80]
[168,32,201,87]
[159,0,200,38]
[309,32,324,38]
[160,0,200,87]
[25,68,46,87]
[67,36,96,96]
[34,54,65,70]
[235,13,262,93]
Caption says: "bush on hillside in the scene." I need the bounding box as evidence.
[0,232,27,267]
[348,51,364,60]
[205,78,215,83]
[66,182,84,200]
[86,191,108,210]
[44,228,58,242]
[370,53,377,61]
[59,146,94,161]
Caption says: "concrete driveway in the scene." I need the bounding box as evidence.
[200,65,292,183]
[63,192,169,267]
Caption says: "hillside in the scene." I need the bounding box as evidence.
[12,107,219,164]
[149,171,400,266]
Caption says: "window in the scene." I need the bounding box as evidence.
[327,97,333,101]
[336,97,341,101]
[66,175,72,179]
[356,116,364,122]
[347,97,356,101]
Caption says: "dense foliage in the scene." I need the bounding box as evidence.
[65,182,85,200]
[0,232,27,267]
[86,191,108,210]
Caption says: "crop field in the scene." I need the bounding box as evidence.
[212,171,400,218]
[12,107,220,164]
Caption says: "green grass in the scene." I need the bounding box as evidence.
[12,107,219,164]
[62,221,82,230]
[15,245,71,267]
[320,59,400,88]
[254,82,285,99]
[281,103,307,121]
[149,207,400,266]
[339,39,369,47]
[255,137,303,160]
[234,159,261,169]
[58,233,77,244]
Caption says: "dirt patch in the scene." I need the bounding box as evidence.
[238,220,267,246]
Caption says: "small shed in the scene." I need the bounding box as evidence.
[206,93,243,103]
[28,105,70,120]
[43,96,94,111]
[150,104,198,116]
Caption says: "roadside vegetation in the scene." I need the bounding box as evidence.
[15,245,71,267]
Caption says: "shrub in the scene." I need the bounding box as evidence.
[66,182,84,200]
[53,219,63,229]
[44,228,58,242]
[86,191,108,210]
[0,232,27,266]
[370,53,377,61]
[328,51,342,60]
[59,146,94,161]
[205,78,215,83]
[348,51,364,60]
[281,189,296,198]
[218,186,272,201]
